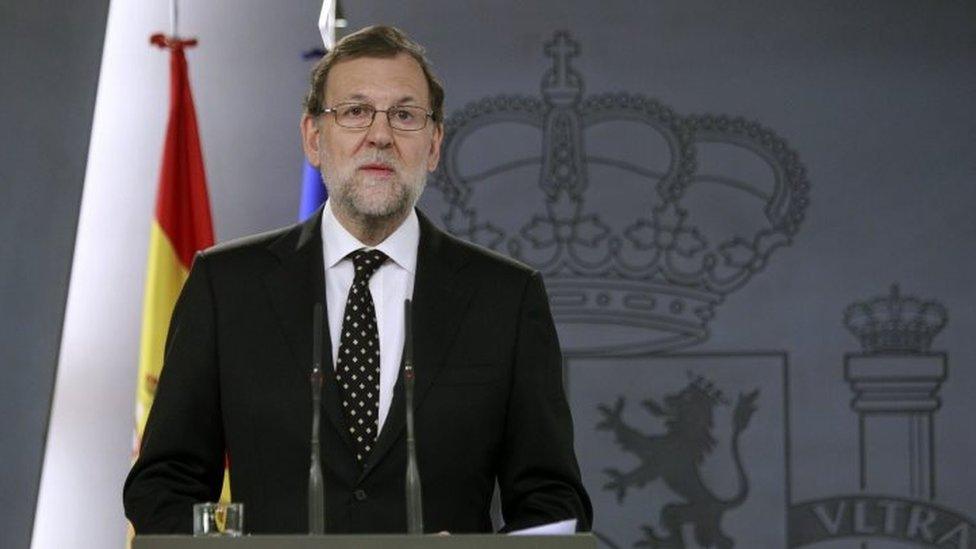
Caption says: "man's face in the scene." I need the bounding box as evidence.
[301,53,443,224]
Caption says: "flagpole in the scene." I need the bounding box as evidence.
[170,0,179,39]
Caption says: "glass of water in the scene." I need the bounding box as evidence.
[193,502,244,537]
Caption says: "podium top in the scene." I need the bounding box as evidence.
[134,534,596,549]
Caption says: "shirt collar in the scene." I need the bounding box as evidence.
[321,200,419,273]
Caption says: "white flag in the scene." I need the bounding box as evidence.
[318,0,337,50]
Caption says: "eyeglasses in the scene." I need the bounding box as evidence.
[321,103,435,131]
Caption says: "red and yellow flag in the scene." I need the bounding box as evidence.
[134,34,220,490]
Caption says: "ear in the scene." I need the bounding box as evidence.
[426,122,444,172]
[300,114,322,168]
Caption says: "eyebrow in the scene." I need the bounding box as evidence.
[338,93,422,106]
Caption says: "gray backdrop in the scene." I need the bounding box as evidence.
[380,2,975,546]
[8,1,975,548]
[0,2,110,549]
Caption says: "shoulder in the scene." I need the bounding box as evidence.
[203,223,298,257]
[450,232,537,281]
[418,212,540,293]
[194,217,315,274]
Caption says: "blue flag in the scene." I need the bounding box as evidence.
[299,159,327,221]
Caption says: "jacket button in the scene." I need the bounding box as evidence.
[354,489,367,501]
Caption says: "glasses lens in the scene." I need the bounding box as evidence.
[330,104,429,130]
[335,104,374,128]
[388,106,428,131]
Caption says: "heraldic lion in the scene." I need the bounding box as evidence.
[597,377,759,548]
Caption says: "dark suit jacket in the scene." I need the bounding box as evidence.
[123,208,592,534]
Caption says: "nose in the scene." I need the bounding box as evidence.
[365,111,394,149]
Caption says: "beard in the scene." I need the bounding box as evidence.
[320,150,427,224]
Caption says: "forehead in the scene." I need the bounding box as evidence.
[325,53,430,105]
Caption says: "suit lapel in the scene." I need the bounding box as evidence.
[409,213,474,408]
[262,208,356,452]
[362,211,473,477]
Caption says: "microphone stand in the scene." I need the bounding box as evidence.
[403,299,424,534]
[308,303,325,534]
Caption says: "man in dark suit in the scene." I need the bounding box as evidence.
[124,25,591,535]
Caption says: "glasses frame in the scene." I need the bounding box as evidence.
[320,102,435,131]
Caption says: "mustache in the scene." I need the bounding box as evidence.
[356,152,400,170]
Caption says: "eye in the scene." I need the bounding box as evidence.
[393,108,416,122]
[340,104,371,118]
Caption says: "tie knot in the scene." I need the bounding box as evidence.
[350,249,388,280]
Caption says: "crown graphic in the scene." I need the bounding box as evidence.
[429,32,810,355]
[843,284,948,354]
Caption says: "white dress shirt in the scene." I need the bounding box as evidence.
[320,201,418,435]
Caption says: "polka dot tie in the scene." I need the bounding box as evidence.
[336,249,387,464]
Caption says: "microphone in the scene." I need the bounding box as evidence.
[403,299,424,534]
[308,303,325,534]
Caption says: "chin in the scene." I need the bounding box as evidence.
[350,194,411,221]
[325,169,425,223]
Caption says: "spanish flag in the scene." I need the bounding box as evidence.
[134,34,220,490]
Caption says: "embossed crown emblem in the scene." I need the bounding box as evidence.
[843,284,948,354]
[429,31,810,354]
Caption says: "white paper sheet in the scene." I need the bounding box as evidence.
[508,518,578,536]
